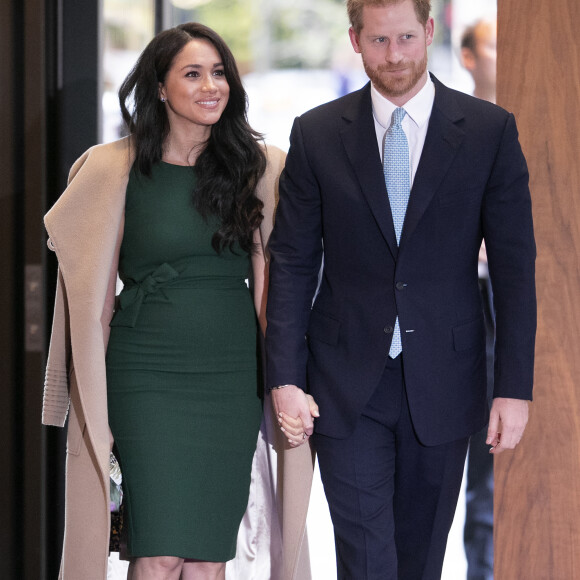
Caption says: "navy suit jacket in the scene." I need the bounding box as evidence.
[266,75,536,446]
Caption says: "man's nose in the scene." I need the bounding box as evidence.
[385,43,403,63]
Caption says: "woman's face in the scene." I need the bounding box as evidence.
[159,38,230,139]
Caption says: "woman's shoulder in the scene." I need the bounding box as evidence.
[68,136,134,183]
[260,142,286,172]
[255,143,286,220]
[45,136,134,231]
[257,143,286,189]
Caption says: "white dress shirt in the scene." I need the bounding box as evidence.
[371,73,435,187]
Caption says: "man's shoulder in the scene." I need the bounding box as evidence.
[298,83,370,124]
[432,75,511,122]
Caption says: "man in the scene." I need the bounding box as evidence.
[460,19,497,104]
[266,1,536,578]
[459,18,499,580]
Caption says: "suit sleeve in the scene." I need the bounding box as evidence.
[483,112,536,400]
[265,117,324,391]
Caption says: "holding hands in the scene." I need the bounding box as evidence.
[271,385,320,447]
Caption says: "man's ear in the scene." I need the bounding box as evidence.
[461,47,476,71]
[425,17,435,47]
[349,27,362,54]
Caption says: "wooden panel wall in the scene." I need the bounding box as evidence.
[494,1,580,578]
[22,0,47,576]
[0,0,19,573]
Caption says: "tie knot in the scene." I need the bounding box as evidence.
[392,107,406,127]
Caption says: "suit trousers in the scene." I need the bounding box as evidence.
[464,277,495,580]
[313,356,469,580]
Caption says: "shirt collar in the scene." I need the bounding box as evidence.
[371,72,435,130]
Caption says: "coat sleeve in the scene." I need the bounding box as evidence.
[41,147,94,428]
[42,266,72,427]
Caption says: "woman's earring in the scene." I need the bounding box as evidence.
[160,97,166,103]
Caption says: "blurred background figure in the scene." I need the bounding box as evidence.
[460,19,497,103]
[459,17,497,580]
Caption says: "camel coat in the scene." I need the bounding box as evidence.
[43,136,313,579]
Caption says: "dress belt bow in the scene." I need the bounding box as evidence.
[110,262,179,328]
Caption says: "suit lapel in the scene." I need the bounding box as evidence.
[400,76,465,247]
[340,84,399,259]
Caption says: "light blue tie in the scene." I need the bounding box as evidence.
[383,107,410,358]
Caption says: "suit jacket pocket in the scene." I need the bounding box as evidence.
[307,309,341,346]
[452,317,485,352]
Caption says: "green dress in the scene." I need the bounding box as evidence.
[105,161,262,561]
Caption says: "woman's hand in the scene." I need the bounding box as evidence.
[275,391,320,447]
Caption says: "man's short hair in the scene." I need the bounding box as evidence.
[460,24,478,53]
[347,0,432,34]
[461,20,495,55]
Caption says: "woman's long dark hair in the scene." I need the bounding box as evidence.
[118,22,266,254]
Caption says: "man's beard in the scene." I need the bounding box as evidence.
[363,51,428,100]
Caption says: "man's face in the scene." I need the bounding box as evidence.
[460,20,496,101]
[349,0,434,105]
[473,22,497,89]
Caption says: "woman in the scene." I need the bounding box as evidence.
[42,22,286,580]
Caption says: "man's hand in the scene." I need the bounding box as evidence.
[487,397,529,454]
[271,385,319,447]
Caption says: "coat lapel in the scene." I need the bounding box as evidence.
[400,76,465,247]
[340,84,399,259]
[45,136,134,307]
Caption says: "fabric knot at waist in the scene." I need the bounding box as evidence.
[110,260,249,328]
[110,262,179,328]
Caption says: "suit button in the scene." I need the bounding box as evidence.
[384,325,394,334]
[395,281,407,291]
